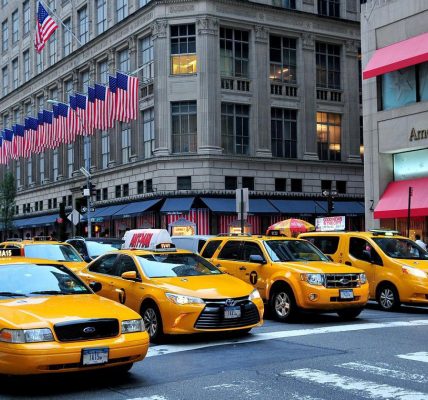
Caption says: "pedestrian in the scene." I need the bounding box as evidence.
[415,234,427,251]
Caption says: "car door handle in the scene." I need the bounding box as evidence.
[239,266,247,271]
[345,261,352,266]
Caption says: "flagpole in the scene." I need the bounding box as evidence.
[39,0,83,47]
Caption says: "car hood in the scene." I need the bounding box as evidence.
[151,274,253,299]
[276,261,364,274]
[62,261,88,272]
[0,294,139,329]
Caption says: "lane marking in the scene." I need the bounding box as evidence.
[339,362,428,384]
[397,352,428,364]
[127,397,168,400]
[281,368,428,400]
[146,319,428,358]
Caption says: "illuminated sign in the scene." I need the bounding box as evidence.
[171,225,195,236]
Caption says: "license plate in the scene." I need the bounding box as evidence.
[340,289,354,300]
[224,306,241,319]
[82,348,109,366]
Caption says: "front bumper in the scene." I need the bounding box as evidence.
[0,332,149,375]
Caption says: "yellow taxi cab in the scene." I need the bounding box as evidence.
[200,233,369,321]
[299,230,428,311]
[0,237,87,272]
[0,249,149,375]
[78,229,264,342]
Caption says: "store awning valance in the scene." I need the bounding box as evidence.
[113,198,162,218]
[363,32,428,79]
[13,214,58,228]
[374,177,428,219]
[201,198,279,214]
[270,199,318,215]
[160,197,195,213]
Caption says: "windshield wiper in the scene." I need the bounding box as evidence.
[30,290,66,295]
[0,292,27,297]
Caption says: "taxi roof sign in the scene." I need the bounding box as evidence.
[0,248,22,257]
[122,229,173,250]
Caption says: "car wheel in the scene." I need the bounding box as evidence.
[141,303,164,342]
[377,284,400,311]
[337,307,363,320]
[270,286,297,322]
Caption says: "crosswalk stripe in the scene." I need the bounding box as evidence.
[338,362,428,384]
[397,352,428,364]
[281,368,428,400]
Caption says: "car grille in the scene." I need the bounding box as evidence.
[54,319,119,342]
[325,274,360,288]
[195,296,260,329]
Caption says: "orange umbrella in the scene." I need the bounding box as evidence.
[267,218,315,237]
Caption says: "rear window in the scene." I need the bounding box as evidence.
[201,240,222,258]
[302,236,340,254]
[24,244,83,262]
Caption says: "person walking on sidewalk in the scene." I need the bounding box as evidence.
[415,234,427,251]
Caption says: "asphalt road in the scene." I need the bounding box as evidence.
[2,302,428,400]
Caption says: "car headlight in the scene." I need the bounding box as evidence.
[248,289,261,301]
[402,266,427,279]
[0,328,54,343]
[359,273,367,284]
[301,273,325,286]
[165,293,205,305]
[121,319,144,333]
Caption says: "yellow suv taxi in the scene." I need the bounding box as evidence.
[300,230,428,311]
[78,229,264,342]
[0,237,87,272]
[201,234,369,321]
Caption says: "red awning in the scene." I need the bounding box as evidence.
[363,32,428,79]
[374,177,428,219]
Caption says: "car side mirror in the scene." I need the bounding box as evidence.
[121,271,140,281]
[82,254,92,263]
[89,281,102,293]
[249,254,266,264]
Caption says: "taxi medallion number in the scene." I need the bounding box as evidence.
[224,306,241,319]
[339,289,354,300]
[82,348,109,366]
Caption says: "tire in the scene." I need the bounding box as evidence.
[141,302,164,342]
[269,286,297,322]
[337,308,363,320]
[377,284,400,311]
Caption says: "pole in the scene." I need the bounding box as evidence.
[407,186,413,237]
[240,188,244,234]
[85,135,92,239]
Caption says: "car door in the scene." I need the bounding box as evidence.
[214,240,244,278]
[240,240,268,298]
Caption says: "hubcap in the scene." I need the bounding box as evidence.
[380,288,394,309]
[143,308,158,337]
[274,292,290,317]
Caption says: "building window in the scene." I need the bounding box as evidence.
[121,123,131,163]
[78,6,88,45]
[27,157,33,185]
[98,60,108,84]
[146,179,153,193]
[118,49,129,73]
[221,103,249,155]
[225,176,237,190]
[316,42,341,89]
[116,0,128,22]
[39,153,45,183]
[316,112,341,161]
[1,66,8,96]
[269,36,296,83]
[23,50,30,82]
[12,58,18,89]
[275,178,286,192]
[53,148,59,180]
[137,180,144,194]
[16,161,21,187]
[142,107,154,158]
[177,176,191,190]
[139,0,151,6]
[102,187,108,200]
[318,0,340,17]
[96,0,107,34]
[11,10,18,44]
[242,177,254,191]
[336,180,346,194]
[290,178,302,192]
[115,185,121,198]
[2,20,8,52]
[139,35,154,81]
[53,198,57,209]
[101,130,109,168]
[123,183,129,197]
[280,0,296,8]
[271,108,297,158]
[170,24,196,75]
[64,79,73,100]
[95,190,101,201]
[63,18,71,56]
[68,195,72,206]
[171,101,197,153]
[48,34,56,66]
[321,180,332,191]
[67,143,73,177]
[36,51,42,74]
[48,199,52,209]
[80,70,90,91]
[220,28,249,78]
[34,202,38,212]
[23,0,30,35]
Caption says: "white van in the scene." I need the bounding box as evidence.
[171,235,214,254]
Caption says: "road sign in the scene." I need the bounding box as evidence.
[236,188,249,220]
[67,209,81,226]
[81,206,88,213]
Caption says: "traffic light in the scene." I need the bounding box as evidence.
[75,197,84,213]
[94,225,101,233]
[59,202,66,219]
[328,196,335,213]
[89,182,97,196]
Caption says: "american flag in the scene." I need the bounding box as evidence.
[76,93,94,135]
[108,75,118,121]
[69,95,82,136]
[37,112,46,153]
[34,2,58,53]
[43,110,54,149]
[25,117,39,153]
[116,72,139,122]
[12,124,26,159]
[52,104,61,147]
[95,84,115,130]
[57,103,71,143]
[87,87,96,135]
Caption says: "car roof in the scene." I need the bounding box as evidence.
[0,240,68,246]
[209,235,301,241]
[105,248,193,256]
[299,231,408,239]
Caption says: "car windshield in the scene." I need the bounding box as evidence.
[86,241,118,257]
[0,263,90,297]
[24,244,83,262]
[264,240,330,262]
[137,253,223,278]
[373,238,428,260]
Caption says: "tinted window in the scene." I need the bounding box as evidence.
[303,236,340,254]
[372,237,428,260]
[217,241,242,260]
[88,254,118,275]
[201,240,222,258]
[264,240,329,262]
[349,237,382,265]
[242,242,264,261]
[197,240,207,253]
[116,255,139,277]
[69,240,86,255]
